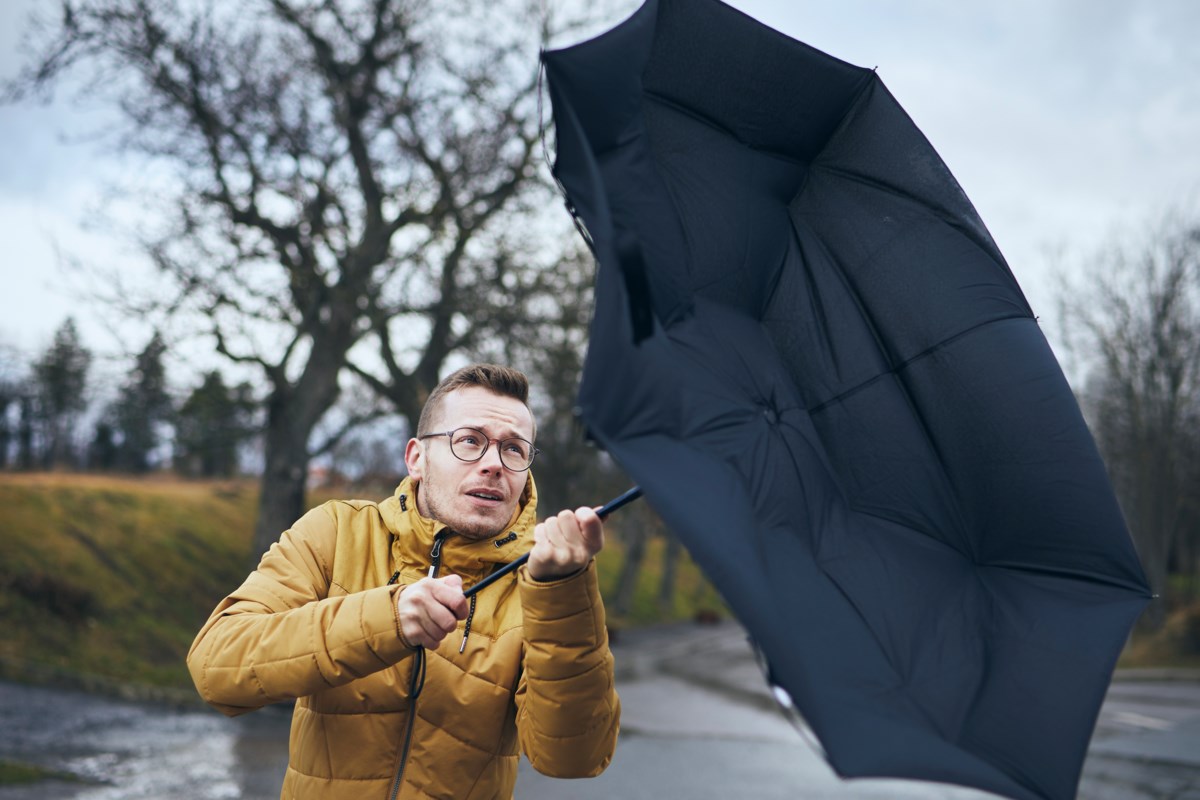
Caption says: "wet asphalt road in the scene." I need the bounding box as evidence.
[1,622,1198,800]
[0,679,289,800]
[0,678,989,800]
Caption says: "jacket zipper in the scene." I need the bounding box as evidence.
[428,531,446,578]
[388,530,449,800]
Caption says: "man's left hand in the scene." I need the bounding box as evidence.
[527,507,604,582]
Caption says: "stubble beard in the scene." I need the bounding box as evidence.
[418,483,509,541]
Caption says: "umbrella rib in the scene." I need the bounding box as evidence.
[642,90,790,161]
[982,560,1153,595]
[813,163,1019,294]
[807,314,1031,414]
[794,220,1010,560]
[642,67,877,169]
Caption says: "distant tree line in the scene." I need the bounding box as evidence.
[1059,213,1200,631]
[0,309,689,620]
[0,302,631,505]
[0,321,255,478]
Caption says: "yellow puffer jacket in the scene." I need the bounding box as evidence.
[187,476,620,799]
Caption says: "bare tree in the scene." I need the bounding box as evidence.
[6,0,597,557]
[1059,215,1200,629]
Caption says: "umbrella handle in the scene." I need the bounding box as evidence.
[462,486,643,598]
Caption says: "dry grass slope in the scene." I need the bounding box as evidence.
[0,473,258,694]
[0,474,726,695]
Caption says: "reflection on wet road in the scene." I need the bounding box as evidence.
[3,622,1199,800]
[0,681,289,800]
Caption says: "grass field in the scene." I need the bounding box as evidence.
[0,473,259,692]
[4,470,1191,697]
[0,473,725,695]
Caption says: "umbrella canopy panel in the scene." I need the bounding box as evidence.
[545,2,1151,800]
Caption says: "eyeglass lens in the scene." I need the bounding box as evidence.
[449,428,534,469]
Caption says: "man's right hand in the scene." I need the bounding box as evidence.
[396,574,468,650]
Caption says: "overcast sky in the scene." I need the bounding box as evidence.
[1,0,1198,386]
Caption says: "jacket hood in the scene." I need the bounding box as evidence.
[379,474,538,579]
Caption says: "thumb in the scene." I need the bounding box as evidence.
[441,574,464,590]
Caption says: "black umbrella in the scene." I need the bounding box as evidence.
[542,2,1151,799]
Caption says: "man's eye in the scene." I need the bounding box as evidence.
[505,442,532,459]
[456,433,482,446]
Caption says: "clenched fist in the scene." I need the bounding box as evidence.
[527,506,605,582]
[396,574,468,650]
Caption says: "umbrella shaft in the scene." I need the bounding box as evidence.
[462,486,643,598]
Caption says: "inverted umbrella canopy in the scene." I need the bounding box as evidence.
[542,2,1152,800]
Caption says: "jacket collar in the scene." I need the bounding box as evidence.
[380,475,537,578]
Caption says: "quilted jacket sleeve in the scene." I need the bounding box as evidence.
[514,560,620,777]
[186,504,414,716]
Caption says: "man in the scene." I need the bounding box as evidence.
[188,364,620,799]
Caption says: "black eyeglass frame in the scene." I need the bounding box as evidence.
[418,427,539,472]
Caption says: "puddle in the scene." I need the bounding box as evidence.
[0,681,289,800]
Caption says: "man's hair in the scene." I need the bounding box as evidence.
[417,364,535,439]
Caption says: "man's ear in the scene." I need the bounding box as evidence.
[404,438,425,481]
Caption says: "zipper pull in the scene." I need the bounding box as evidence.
[387,571,400,586]
[429,531,448,578]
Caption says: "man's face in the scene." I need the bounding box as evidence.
[404,386,534,540]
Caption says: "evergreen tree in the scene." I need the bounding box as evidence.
[31,318,91,469]
[113,333,173,473]
[176,371,255,477]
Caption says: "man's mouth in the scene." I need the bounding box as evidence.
[466,490,503,502]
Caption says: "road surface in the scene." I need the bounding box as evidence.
[1,621,1197,799]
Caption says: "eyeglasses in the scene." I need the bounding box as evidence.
[419,427,539,471]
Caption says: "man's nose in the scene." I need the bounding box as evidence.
[478,442,505,470]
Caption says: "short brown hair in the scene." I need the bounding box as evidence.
[417,364,535,438]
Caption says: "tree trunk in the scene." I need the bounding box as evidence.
[612,523,649,618]
[250,410,313,566]
[0,408,9,470]
[1140,547,1170,630]
[45,420,64,470]
[657,530,682,615]
[1133,476,1174,631]
[17,395,33,470]
[248,330,352,564]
